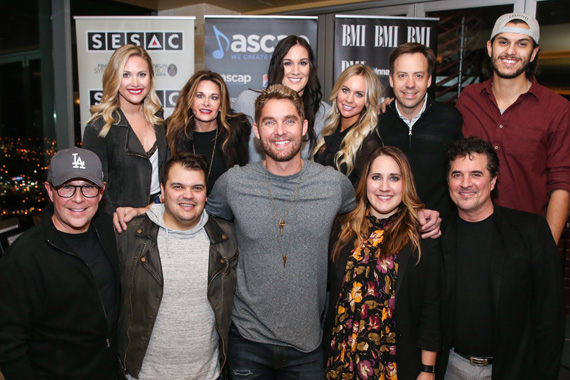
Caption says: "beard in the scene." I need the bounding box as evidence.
[260,135,302,162]
[491,54,530,79]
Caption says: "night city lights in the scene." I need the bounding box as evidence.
[0,137,56,218]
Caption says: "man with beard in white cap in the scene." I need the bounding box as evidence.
[456,12,570,244]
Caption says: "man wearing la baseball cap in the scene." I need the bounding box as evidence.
[456,12,570,245]
[0,147,120,380]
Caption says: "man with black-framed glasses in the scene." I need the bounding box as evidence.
[0,147,120,380]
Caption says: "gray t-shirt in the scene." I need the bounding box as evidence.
[206,160,355,352]
[234,89,331,162]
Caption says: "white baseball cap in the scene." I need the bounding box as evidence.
[491,13,540,44]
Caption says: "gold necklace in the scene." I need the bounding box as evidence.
[192,126,219,180]
[265,164,303,268]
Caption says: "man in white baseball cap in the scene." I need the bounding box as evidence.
[456,12,570,245]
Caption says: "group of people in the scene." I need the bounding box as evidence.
[0,11,568,380]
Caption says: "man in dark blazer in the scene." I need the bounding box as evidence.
[437,136,564,380]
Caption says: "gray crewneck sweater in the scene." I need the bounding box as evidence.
[129,204,220,380]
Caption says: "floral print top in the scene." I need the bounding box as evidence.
[326,211,399,380]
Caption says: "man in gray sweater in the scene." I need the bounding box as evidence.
[207,85,356,378]
[116,154,238,380]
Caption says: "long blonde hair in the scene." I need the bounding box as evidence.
[87,44,163,137]
[331,146,424,263]
[312,64,382,175]
[166,71,235,155]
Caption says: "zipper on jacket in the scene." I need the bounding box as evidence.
[123,241,148,371]
[208,258,230,371]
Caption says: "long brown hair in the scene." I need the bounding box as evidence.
[87,44,163,137]
[331,146,424,263]
[166,70,238,155]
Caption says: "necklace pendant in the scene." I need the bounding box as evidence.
[283,254,287,268]
[279,219,285,236]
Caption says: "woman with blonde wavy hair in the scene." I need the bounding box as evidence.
[166,70,250,192]
[83,44,167,215]
[312,64,382,186]
[323,146,442,380]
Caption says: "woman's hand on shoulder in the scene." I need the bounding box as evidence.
[418,209,442,239]
[378,97,394,114]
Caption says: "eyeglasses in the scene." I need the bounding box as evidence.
[56,184,100,198]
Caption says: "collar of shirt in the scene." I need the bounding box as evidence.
[394,93,428,130]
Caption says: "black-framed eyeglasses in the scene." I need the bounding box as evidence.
[55,184,100,198]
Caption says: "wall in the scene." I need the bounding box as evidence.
[159,4,240,72]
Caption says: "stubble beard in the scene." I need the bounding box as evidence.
[492,54,530,79]
[261,137,302,163]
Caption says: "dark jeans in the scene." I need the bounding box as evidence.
[228,323,325,380]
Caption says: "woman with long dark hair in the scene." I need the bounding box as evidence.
[234,35,330,162]
[166,70,250,191]
[324,146,441,380]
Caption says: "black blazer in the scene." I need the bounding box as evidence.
[437,206,565,380]
[324,237,442,380]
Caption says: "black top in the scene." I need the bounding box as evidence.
[192,128,226,193]
[325,227,442,380]
[172,114,251,192]
[438,206,565,380]
[313,124,353,174]
[453,215,494,356]
[60,226,118,329]
[313,123,381,187]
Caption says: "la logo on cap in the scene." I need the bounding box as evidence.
[72,153,86,169]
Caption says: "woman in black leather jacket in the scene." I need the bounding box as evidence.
[83,44,167,215]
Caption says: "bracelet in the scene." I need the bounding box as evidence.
[421,364,435,373]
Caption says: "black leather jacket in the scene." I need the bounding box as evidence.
[116,213,239,378]
[83,109,168,214]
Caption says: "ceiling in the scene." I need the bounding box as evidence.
[113,0,374,14]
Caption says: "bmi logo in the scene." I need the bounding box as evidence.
[72,153,86,169]
[87,31,183,51]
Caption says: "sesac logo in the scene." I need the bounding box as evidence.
[88,90,179,108]
[72,153,86,169]
[210,25,308,59]
[90,90,103,106]
[87,31,183,51]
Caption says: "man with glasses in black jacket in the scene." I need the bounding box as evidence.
[0,147,120,380]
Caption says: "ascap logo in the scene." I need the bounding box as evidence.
[72,153,86,169]
[221,74,252,84]
[211,25,308,59]
[87,31,183,51]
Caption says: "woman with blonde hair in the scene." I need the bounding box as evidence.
[166,70,250,191]
[83,44,167,215]
[324,146,441,380]
[312,64,382,186]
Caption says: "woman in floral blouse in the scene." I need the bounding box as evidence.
[324,146,442,380]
